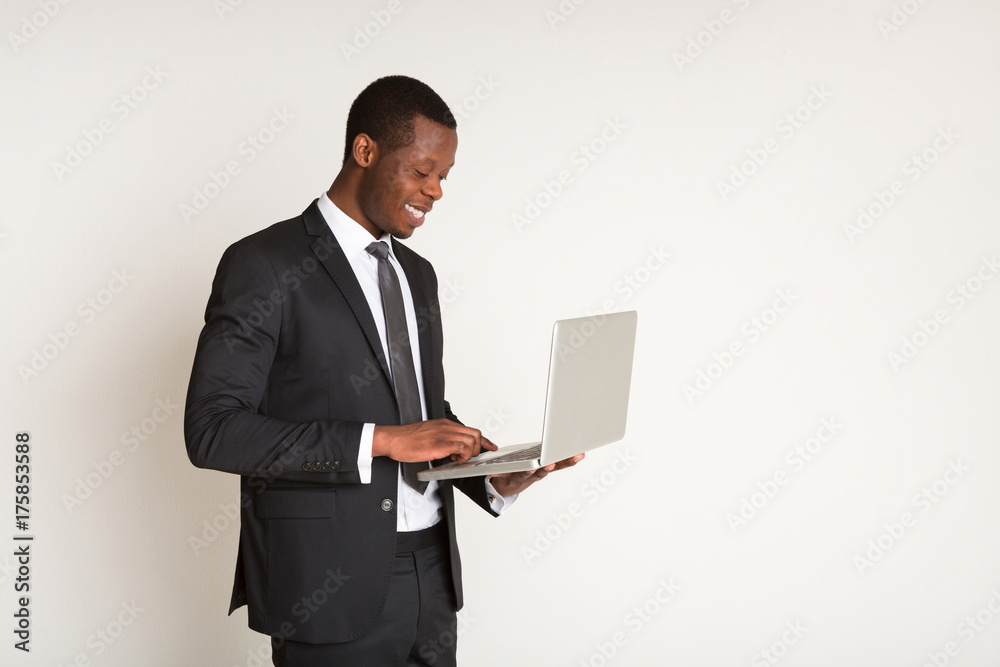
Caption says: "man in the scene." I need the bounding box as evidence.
[184,75,581,666]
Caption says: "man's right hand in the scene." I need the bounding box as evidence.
[372,419,498,464]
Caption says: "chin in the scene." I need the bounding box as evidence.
[392,221,418,239]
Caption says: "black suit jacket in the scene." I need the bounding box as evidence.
[184,200,494,644]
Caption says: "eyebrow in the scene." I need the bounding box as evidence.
[411,158,455,171]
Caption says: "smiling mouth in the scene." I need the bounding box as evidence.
[404,204,426,223]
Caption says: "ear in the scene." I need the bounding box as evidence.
[351,133,377,167]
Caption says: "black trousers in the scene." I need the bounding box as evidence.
[271,527,459,667]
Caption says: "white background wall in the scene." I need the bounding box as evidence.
[2,0,999,665]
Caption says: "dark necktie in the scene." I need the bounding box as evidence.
[366,241,429,494]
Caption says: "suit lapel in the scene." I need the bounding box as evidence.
[302,202,393,382]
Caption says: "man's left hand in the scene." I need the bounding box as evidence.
[488,453,585,496]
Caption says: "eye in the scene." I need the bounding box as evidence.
[414,169,428,178]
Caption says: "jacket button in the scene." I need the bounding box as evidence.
[321,461,331,470]
[301,463,310,471]
[332,460,341,470]
[380,499,393,512]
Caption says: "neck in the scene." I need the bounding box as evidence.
[327,170,381,239]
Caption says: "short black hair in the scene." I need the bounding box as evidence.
[342,75,457,166]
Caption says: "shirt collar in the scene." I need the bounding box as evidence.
[317,192,395,261]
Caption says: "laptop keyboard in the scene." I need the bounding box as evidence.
[473,444,542,466]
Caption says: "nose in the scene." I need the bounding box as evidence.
[422,177,444,201]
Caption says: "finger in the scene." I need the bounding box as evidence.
[481,436,499,452]
[452,425,481,461]
[527,469,549,485]
[469,429,483,460]
[472,428,485,457]
[446,437,469,463]
[553,454,585,469]
[453,445,471,464]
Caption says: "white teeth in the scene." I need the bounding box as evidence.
[405,204,425,219]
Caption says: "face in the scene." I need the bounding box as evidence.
[355,115,458,240]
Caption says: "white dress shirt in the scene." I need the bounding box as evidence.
[316,194,514,530]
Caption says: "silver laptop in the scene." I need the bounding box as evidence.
[418,310,637,481]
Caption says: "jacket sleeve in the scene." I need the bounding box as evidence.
[184,239,364,485]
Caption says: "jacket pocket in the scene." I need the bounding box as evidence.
[255,489,336,519]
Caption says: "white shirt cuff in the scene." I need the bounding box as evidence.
[485,477,518,515]
[358,423,374,484]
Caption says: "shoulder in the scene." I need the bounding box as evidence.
[206,208,322,300]
[229,215,309,258]
[391,238,434,273]
[217,205,320,273]
[392,238,439,291]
